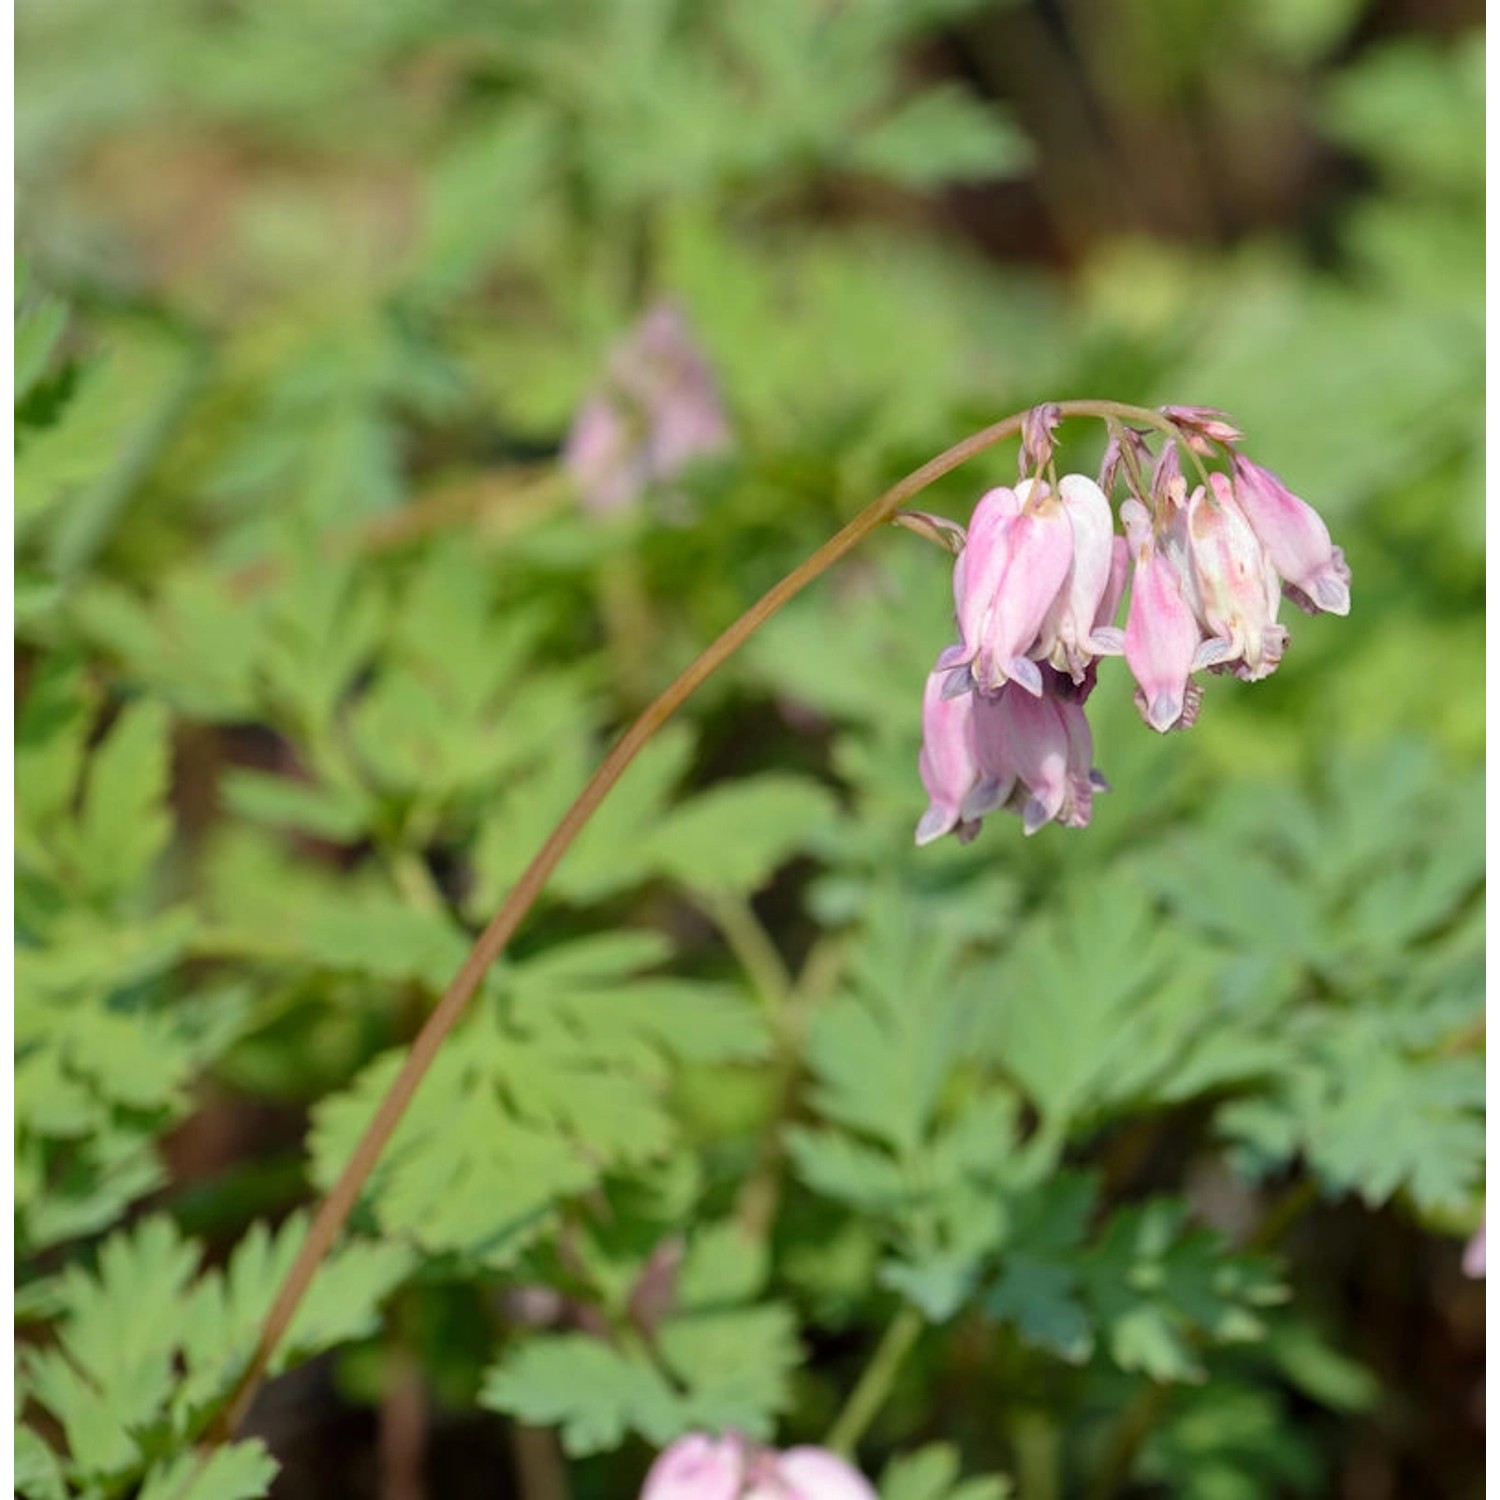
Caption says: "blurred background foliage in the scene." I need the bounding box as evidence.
[14,1,1483,1497]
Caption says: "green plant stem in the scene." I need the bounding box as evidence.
[210,398,1183,1446]
[734,932,848,1239]
[824,1305,925,1457]
[385,846,446,916]
[695,888,795,1031]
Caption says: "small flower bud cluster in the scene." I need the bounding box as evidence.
[917,405,1350,843]
[564,302,732,516]
[640,1433,877,1500]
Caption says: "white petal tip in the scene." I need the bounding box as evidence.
[1021,798,1051,835]
[1008,657,1044,696]
[1313,580,1351,614]
[1146,691,1184,733]
[1192,637,1234,670]
[915,806,954,845]
[939,664,975,700]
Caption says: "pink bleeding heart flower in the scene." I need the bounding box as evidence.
[1231,455,1351,617]
[1119,498,1204,733]
[640,1434,745,1500]
[749,1448,880,1500]
[916,660,982,845]
[1181,476,1287,682]
[1036,474,1119,684]
[964,681,1021,825]
[641,1437,878,1500]
[972,672,1104,834]
[951,480,1073,698]
[947,485,1020,696]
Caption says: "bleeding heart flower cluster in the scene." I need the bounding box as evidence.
[639,1433,877,1500]
[916,405,1351,845]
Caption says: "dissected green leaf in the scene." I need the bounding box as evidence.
[136,1441,278,1500]
[881,1444,1014,1500]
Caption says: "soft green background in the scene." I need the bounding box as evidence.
[15,2,1483,1498]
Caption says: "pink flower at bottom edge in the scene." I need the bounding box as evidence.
[768,1447,880,1500]
[1464,1222,1485,1279]
[640,1434,746,1500]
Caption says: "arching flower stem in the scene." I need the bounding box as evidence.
[211,399,1182,1444]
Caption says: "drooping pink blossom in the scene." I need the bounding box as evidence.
[970,672,1104,834]
[1181,476,1287,682]
[911,406,1352,845]
[1119,499,1203,733]
[640,1434,744,1500]
[950,485,1021,663]
[1231,455,1352,616]
[1036,474,1118,684]
[766,1448,880,1500]
[640,1437,877,1500]
[950,480,1073,698]
[916,661,982,845]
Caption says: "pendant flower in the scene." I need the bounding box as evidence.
[639,1435,877,1500]
[913,405,1351,841]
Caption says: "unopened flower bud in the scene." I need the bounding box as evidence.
[1019,402,1062,474]
[1161,404,1243,446]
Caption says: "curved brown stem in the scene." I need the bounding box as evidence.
[212,399,1180,1443]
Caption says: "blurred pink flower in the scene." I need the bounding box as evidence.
[641,1436,877,1500]
[1464,1220,1485,1279]
[758,1448,880,1500]
[564,302,732,516]
[640,1434,744,1500]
